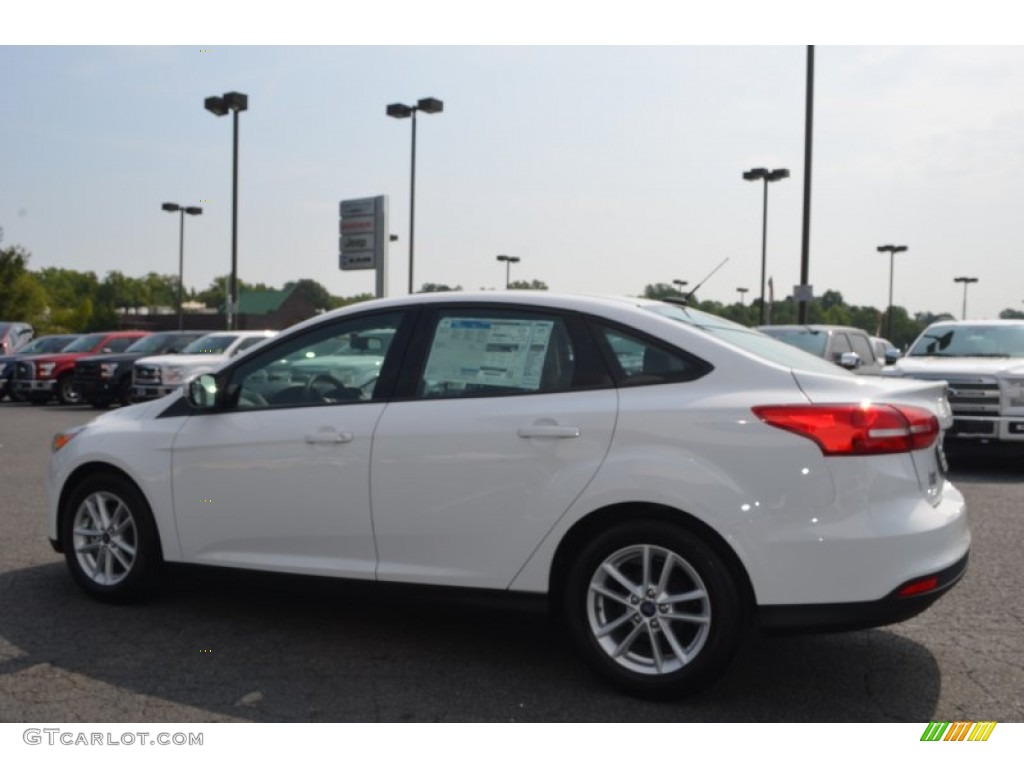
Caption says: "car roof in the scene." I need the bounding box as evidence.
[924,319,1024,327]
[290,291,661,321]
[758,324,868,334]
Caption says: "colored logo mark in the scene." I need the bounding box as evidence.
[921,721,997,742]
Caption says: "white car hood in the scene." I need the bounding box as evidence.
[136,353,230,369]
[890,356,1024,377]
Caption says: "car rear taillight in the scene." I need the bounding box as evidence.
[752,403,940,456]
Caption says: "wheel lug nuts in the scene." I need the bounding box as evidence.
[630,596,639,605]
[659,604,668,613]
[646,589,655,598]
[632,615,642,625]
[650,619,659,628]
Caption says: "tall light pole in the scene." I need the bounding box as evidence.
[743,167,790,324]
[954,276,979,320]
[387,97,444,295]
[162,203,202,330]
[496,254,520,289]
[204,91,248,330]
[672,279,688,296]
[877,244,908,339]
[737,287,749,305]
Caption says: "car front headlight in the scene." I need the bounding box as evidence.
[165,366,192,385]
[52,425,89,453]
[99,362,120,379]
[1002,378,1024,408]
[38,362,56,378]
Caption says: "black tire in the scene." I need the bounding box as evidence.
[60,472,163,603]
[116,376,134,407]
[57,374,81,405]
[562,520,743,699]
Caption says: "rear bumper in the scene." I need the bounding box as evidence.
[759,551,969,634]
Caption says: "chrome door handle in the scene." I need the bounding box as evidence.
[516,424,581,439]
[304,429,354,444]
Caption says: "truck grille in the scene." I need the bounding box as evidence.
[134,364,161,384]
[74,361,102,386]
[944,377,1000,415]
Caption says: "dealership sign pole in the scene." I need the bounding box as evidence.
[340,195,389,298]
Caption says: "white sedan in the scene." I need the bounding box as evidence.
[48,293,969,698]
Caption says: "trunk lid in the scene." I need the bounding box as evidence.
[790,369,951,503]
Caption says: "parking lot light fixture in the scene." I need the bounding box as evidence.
[877,245,908,339]
[162,202,203,330]
[737,287,749,305]
[387,97,444,294]
[496,254,520,289]
[204,91,248,330]
[672,279,688,296]
[954,276,979,320]
[743,167,790,324]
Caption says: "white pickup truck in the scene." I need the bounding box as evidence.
[132,330,276,400]
[883,319,1024,444]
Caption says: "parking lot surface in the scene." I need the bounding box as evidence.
[1,402,1022,722]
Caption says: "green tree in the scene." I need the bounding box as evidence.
[0,243,47,323]
[508,279,548,290]
[36,267,100,310]
[141,272,178,309]
[820,289,845,310]
[329,293,375,309]
[643,282,684,300]
[284,278,334,310]
[49,296,95,333]
[196,275,260,309]
[418,283,462,293]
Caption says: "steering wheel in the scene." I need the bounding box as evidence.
[304,373,346,402]
[237,388,269,408]
[356,375,379,400]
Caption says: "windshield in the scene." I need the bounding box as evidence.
[757,327,828,356]
[646,304,850,375]
[63,333,108,353]
[283,331,394,363]
[125,333,181,354]
[181,334,238,355]
[909,324,1024,358]
[20,335,77,354]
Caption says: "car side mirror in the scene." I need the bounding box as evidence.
[187,374,220,410]
[884,349,901,365]
[838,352,861,370]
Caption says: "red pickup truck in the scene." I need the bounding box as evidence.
[12,330,150,404]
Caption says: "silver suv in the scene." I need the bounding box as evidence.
[758,324,883,375]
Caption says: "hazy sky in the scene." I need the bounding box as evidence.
[4,15,1022,320]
